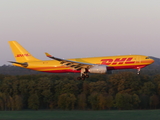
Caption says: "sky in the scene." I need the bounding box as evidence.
[1,0,160,65]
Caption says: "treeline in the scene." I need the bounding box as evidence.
[0,72,160,110]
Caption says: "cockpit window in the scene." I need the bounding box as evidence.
[145,57,150,59]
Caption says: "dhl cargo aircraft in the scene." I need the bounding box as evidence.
[8,41,154,80]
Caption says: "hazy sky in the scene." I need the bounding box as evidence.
[1,0,160,65]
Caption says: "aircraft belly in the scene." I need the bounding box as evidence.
[108,64,148,70]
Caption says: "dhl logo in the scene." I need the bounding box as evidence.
[15,54,31,57]
[101,57,135,65]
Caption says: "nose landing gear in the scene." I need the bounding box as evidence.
[137,67,141,74]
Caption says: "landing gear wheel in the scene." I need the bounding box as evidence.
[85,75,89,78]
[77,77,82,80]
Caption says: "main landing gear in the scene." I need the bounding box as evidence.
[77,73,89,80]
[77,68,89,80]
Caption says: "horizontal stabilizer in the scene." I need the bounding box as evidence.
[8,61,28,67]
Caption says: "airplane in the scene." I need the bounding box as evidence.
[8,41,154,80]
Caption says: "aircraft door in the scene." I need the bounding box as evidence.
[136,56,141,64]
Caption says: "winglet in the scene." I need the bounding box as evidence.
[45,53,61,61]
[45,52,52,57]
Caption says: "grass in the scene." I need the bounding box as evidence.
[0,110,160,120]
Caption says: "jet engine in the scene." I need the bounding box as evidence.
[88,65,107,74]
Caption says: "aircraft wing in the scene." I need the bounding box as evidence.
[45,53,95,70]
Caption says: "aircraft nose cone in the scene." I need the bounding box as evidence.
[151,59,154,63]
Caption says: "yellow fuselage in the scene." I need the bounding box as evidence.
[14,55,154,73]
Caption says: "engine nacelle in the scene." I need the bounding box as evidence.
[88,65,107,74]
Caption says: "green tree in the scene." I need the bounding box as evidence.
[150,95,159,109]
[82,81,90,95]
[89,81,107,94]
[115,93,132,110]
[8,96,14,110]
[108,72,141,95]
[28,94,39,110]
[97,93,107,110]
[153,75,160,95]
[19,79,29,108]
[27,80,36,95]
[0,92,5,110]
[140,82,155,95]
[115,93,124,110]
[157,83,160,95]
[14,95,23,110]
[58,93,76,110]
[139,94,150,109]
[0,76,17,96]
[106,95,114,109]
[77,93,87,110]
[37,77,53,108]
[54,79,79,103]
[132,94,140,109]
[0,92,10,110]
[88,92,99,110]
